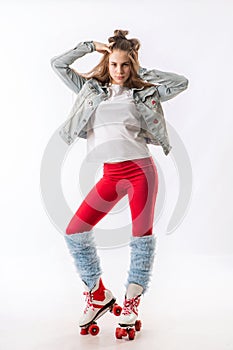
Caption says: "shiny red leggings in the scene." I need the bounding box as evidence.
[66,156,159,237]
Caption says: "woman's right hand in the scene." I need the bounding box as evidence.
[93,41,114,54]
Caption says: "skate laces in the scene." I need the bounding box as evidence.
[83,292,95,314]
[122,295,140,316]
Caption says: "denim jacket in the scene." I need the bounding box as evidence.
[51,41,188,155]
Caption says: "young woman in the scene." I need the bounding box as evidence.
[51,29,188,337]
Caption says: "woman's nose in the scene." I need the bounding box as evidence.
[116,66,123,73]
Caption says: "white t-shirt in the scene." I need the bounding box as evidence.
[86,83,151,163]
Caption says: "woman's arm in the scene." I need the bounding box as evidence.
[140,67,189,102]
[50,41,96,94]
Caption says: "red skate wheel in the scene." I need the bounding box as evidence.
[112,305,122,316]
[128,328,135,340]
[135,320,142,332]
[115,327,123,339]
[89,323,100,336]
[80,327,89,335]
[115,327,127,339]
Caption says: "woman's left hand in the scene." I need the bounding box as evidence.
[93,41,114,54]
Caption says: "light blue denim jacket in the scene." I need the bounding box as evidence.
[51,41,188,155]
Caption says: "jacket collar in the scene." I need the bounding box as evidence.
[101,83,144,91]
[88,77,157,100]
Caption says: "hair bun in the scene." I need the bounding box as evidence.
[113,29,129,39]
[129,38,140,51]
[107,29,140,53]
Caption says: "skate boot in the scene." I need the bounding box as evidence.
[116,283,143,340]
[79,277,122,336]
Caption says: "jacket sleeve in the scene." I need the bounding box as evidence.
[140,67,189,102]
[50,41,96,94]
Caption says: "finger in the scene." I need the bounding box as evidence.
[105,45,112,53]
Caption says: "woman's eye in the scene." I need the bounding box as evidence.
[111,63,129,66]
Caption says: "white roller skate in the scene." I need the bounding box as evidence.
[79,277,122,336]
[115,283,143,340]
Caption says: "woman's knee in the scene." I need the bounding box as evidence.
[65,215,93,235]
[65,225,78,235]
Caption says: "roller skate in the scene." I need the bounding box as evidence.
[115,283,143,341]
[79,277,122,336]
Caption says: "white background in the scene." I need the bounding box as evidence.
[0,0,233,349]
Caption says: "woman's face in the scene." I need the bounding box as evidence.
[108,49,131,85]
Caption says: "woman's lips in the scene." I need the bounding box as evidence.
[116,76,124,79]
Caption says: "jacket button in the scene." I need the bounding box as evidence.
[153,119,159,124]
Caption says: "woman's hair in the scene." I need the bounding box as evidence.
[77,29,156,89]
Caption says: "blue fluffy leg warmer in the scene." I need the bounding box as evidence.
[127,235,156,294]
[64,231,102,291]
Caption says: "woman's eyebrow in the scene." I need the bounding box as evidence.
[110,61,130,63]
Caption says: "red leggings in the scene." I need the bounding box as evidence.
[66,156,158,237]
